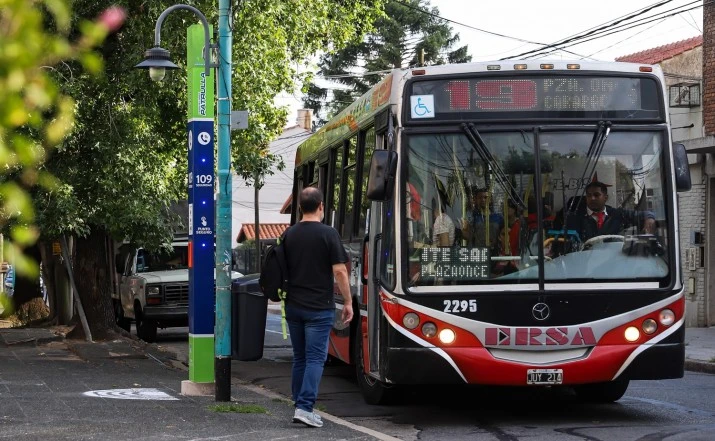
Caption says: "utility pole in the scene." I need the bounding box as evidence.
[214,0,233,402]
[253,171,261,273]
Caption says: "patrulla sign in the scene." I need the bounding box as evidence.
[187,23,215,384]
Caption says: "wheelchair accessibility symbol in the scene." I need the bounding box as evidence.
[410,95,434,119]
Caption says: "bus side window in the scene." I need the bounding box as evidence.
[341,136,358,239]
[380,205,396,289]
[357,127,376,238]
[329,145,344,228]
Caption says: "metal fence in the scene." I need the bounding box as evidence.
[232,239,277,275]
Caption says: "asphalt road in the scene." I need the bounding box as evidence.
[155,314,715,441]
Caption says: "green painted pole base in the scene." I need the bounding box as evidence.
[188,334,215,383]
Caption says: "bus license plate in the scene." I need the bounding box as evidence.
[527,369,563,385]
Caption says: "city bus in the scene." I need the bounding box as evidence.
[291,61,692,404]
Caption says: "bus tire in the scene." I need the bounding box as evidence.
[353,325,398,405]
[574,379,629,403]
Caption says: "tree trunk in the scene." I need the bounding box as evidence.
[38,241,57,322]
[39,239,73,325]
[12,243,42,306]
[73,229,115,339]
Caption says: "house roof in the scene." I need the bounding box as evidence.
[280,194,293,214]
[237,223,290,242]
[615,35,702,65]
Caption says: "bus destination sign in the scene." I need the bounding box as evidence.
[420,247,490,280]
[409,75,661,120]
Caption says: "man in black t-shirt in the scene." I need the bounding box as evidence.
[284,187,352,428]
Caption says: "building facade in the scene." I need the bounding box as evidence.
[231,109,312,244]
[617,27,712,326]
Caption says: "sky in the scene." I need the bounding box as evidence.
[244,0,704,242]
[277,0,703,124]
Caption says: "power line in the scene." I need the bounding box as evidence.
[392,0,592,59]
[579,18,668,59]
[503,0,702,60]
[393,0,545,46]
[527,1,704,59]
[501,0,676,59]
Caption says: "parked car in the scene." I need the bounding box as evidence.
[114,238,242,342]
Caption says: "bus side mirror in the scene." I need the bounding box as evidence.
[673,143,691,192]
[366,150,398,201]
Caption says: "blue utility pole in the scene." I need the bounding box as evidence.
[214,0,233,402]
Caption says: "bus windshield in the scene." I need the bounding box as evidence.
[404,128,670,288]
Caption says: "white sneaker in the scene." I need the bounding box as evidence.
[292,410,322,424]
[293,408,323,428]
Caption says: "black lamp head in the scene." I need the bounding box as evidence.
[134,46,179,82]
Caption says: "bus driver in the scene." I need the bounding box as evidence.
[565,175,656,242]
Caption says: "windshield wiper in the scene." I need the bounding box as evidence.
[573,121,611,206]
[461,123,526,210]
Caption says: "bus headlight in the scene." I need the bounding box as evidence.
[438,328,456,344]
[659,309,675,326]
[642,319,657,335]
[403,313,420,330]
[624,326,640,342]
[421,322,437,338]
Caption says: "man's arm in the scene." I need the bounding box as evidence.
[623,208,656,234]
[333,263,353,324]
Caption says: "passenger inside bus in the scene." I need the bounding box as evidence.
[461,186,503,249]
[493,198,521,275]
[431,198,455,247]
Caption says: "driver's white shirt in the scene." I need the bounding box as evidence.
[586,207,608,223]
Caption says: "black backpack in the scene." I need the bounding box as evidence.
[259,231,289,302]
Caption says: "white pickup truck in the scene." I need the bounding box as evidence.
[113,239,242,342]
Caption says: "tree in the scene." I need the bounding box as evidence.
[303,0,471,121]
[0,1,124,319]
[29,0,385,338]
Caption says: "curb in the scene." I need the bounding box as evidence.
[0,334,64,347]
[685,359,715,375]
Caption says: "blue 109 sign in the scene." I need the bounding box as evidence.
[420,247,490,280]
[187,119,215,335]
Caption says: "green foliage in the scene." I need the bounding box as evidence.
[32,0,385,253]
[304,0,471,121]
[0,0,122,273]
[30,1,191,251]
[229,0,385,184]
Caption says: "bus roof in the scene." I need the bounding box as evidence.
[295,60,663,165]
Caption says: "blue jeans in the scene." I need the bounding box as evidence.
[286,303,334,412]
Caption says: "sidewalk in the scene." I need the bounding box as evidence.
[0,328,390,441]
[683,326,715,374]
[2,326,714,441]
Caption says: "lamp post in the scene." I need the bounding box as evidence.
[134,4,215,80]
[135,3,233,402]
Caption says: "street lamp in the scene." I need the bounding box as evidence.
[136,47,178,82]
[134,3,234,402]
[136,2,235,403]
[134,4,216,81]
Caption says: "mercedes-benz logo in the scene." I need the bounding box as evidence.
[532,303,550,321]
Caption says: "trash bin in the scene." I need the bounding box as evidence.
[231,274,268,361]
